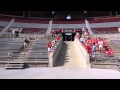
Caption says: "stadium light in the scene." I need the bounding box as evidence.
[52,11,55,19]
[84,11,87,14]
[84,11,87,19]
[52,11,55,15]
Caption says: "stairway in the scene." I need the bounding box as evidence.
[4,42,30,69]
[107,39,120,57]
[91,60,118,70]
[91,39,120,70]
[91,54,118,70]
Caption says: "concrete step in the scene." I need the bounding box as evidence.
[91,64,118,70]
[12,55,26,57]
[5,66,24,69]
[112,48,120,50]
[24,60,49,63]
[11,57,27,59]
[114,52,120,53]
[6,61,24,63]
[5,63,24,69]
[25,59,49,62]
[5,64,24,66]
[91,61,118,65]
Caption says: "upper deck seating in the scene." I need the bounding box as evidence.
[92,27,119,34]
[88,16,120,23]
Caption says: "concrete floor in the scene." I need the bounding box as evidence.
[0,67,120,79]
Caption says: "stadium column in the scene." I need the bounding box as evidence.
[116,11,118,16]
[23,11,25,17]
[24,11,29,18]
[110,11,112,16]
[48,55,53,67]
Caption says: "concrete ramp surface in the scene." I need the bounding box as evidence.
[54,41,86,68]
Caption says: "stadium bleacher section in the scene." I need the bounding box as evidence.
[0,14,120,71]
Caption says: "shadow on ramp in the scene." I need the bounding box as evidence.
[54,42,69,67]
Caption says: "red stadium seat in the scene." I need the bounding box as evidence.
[108,48,112,51]
[89,40,92,45]
[109,51,114,55]
[104,51,109,56]
[87,40,89,43]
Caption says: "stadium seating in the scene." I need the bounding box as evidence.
[92,27,118,34]
[89,16,120,23]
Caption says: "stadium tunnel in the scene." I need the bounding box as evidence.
[52,29,82,41]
